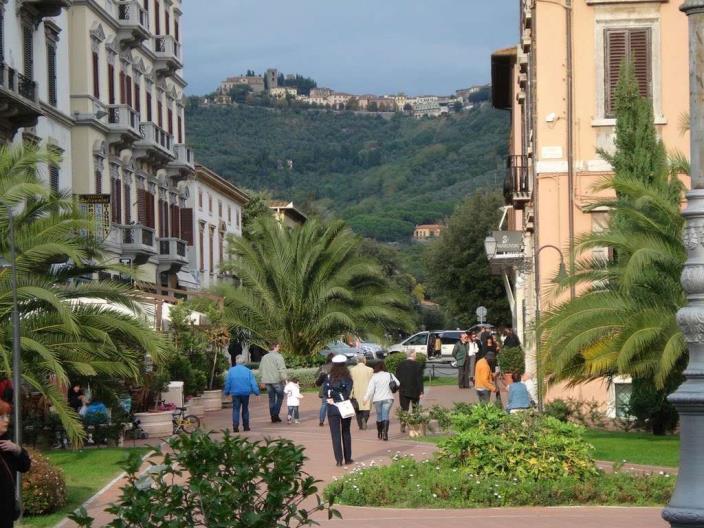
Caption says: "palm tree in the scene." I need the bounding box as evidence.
[215,217,414,356]
[0,144,166,444]
[540,60,688,392]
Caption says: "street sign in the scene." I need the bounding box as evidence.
[492,231,523,254]
[476,306,487,324]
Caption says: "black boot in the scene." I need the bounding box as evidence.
[362,413,369,430]
[376,421,383,439]
[382,420,389,441]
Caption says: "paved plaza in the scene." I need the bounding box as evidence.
[61,384,669,527]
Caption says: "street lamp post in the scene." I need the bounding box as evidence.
[663,2,704,526]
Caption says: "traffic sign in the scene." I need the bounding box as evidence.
[476,306,487,324]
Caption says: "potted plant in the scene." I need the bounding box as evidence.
[132,366,173,438]
[498,346,525,385]
[397,406,431,438]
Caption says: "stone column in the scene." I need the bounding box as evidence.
[663,2,704,526]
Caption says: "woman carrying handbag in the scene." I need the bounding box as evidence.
[322,355,355,467]
[363,361,400,441]
[0,400,30,528]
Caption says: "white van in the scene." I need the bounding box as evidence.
[388,330,464,359]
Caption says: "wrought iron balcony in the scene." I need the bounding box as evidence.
[106,104,141,143]
[504,155,531,209]
[153,35,183,76]
[120,224,157,264]
[0,63,41,134]
[116,0,150,49]
[158,237,189,270]
[134,122,175,163]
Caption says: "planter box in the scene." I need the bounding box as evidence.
[135,411,173,438]
[202,389,223,412]
[407,423,427,438]
[186,396,205,418]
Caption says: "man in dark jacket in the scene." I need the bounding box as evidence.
[503,328,521,348]
[395,352,424,432]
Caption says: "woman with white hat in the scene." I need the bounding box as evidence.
[322,354,354,466]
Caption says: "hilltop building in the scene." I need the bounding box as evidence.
[413,224,444,241]
[488,0,690,415]
[269,200,307,228]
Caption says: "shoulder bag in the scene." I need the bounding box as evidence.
[389,373,399,394]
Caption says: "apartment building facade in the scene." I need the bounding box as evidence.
[489,0,689,414]
[0,1,73,190]
[68,0,194,292]
[179,164,249,290]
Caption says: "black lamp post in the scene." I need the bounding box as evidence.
[662,2,704,526]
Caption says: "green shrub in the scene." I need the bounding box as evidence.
[324,457,673,508]
[384,352,426,376]
[69,431,338,528]
[23,448,67,515]
[282,352,326,369]
[428,405,453,430]
[439,404,597,481]
[497,346,524,375]
[543,399,572,422]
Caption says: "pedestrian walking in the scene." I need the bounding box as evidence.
[506,372,533,413]
[484,336,499,372]
[349,355,373,430]
[323,355,354,467]
[475,356,496,404]
[259,342,287,423]
[284,378,303,424]
[452,332,470,388]
[503,328,521,348]
[315,354,334,426]
[433,333,443,358]
[364,361,400,441]
[223,355,260,432]
[395,352,424,432]
[467,332,479,388]
[0,400,30,528]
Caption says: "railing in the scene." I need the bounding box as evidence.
[158,238,188,260]
[504,155,530,204]
[107,104,140,132]
[121,224,155,249]
[0,63,38,102]
[172,144,194,166]
[154,35,182,61]
[117,0,149,31]
[139,122,174,154]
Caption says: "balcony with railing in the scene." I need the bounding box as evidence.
[158,237,189,270]
[116,0,150,48]
[0,63,41,133]
[134,122,175,162]
[167,144,195,172]
[153,35,183,75]
[107,104,141,143]
[504,155,532,209]
[120,224,157,264]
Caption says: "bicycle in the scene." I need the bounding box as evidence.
[171,406,200,434]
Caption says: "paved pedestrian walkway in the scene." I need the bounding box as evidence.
[61,383,670,527]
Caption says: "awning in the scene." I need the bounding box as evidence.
[491,46,518,110]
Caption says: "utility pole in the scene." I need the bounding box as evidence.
[662,2,704,526]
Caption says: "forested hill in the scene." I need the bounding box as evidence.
[185,101,509,241]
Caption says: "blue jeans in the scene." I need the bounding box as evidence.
[374,399,394,422]
[266,383,284,418]
[319,398,327,424]
[231,395,250,429]
[288,405,300,421]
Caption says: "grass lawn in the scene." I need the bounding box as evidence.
[19,447,149,528]
[584,430,679,468]
[411,430,680,468]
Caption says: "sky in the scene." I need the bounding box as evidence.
[182,0,518,97]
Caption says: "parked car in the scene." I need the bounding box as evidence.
[360,341,386,359]
[387,330,464,360]
[319,340,383,361]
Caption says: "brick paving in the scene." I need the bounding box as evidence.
[59,384,669,527]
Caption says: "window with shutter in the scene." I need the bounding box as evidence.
[158,199,165,237]
[146,191,156,228]
[124,181,131,224]
[47,42,57,106]
[199,222,205,270]
[23,25,33,80]
[178,116,183,143]
[126,75,132,107]
[170,204,181,238]
[92,51,100,98]
[49,165,59,193]
[180,208,193,245]
[168,108,173,134]
[209,227,214,274]
[175,19,180,42]
[146,91,152,121]
[604,28,651,117]
[95,170,102,194]
[155,1,161,34]
[137,188,147,224]
[134,81,140,112]
[157,100,163,127]
[108,63,115,104]
[119,71,126,104]
[165,9,170,35]
[219,231,224,267]
[112,177,122,224]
